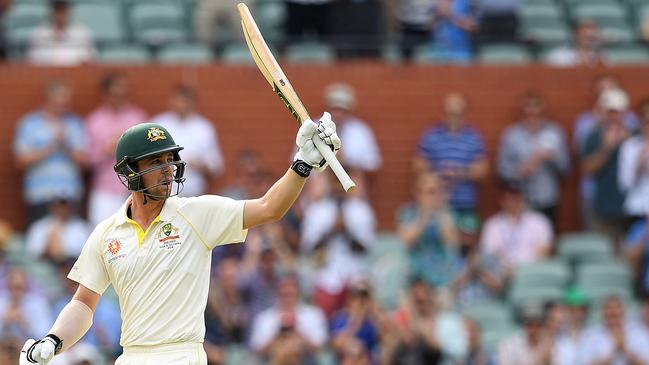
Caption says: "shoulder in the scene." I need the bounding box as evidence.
[176,195,242,215]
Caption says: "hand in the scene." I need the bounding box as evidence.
[19,336,61,365]
[294,112,341,171]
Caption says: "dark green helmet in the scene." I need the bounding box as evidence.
[114,123,185,194]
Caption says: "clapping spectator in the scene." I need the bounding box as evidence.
[86,72,147,225]
[27,0,96,66]
[553,287,591,365]
[13,80,87,224]
[153,85,225,197]
[497,92,569,226]
[546,19,603,67]
[464,318,495,365]
[498,303,554,365]
[432,0,478,63]
[394,0,436,60]
[618,99,649,219]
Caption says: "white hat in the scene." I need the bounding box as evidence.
[325,83,356,110]
[599,88,629,111]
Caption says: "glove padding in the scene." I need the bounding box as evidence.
[294,112,341,171]
[20,336,60,365]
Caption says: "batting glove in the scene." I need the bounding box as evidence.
[20,335,62,365]
[294,112,341,172]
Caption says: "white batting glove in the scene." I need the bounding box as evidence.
[20,335,61,365]
[294,112,341,172]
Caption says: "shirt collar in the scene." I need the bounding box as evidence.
[114,196,179,226]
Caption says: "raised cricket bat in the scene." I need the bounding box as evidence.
[237,3,356,192]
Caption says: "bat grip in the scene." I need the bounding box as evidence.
[312,135,356,192]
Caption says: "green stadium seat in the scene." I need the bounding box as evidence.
[520,4,564,24]
[462,300,514,329]
[509,285,563,306]
[577,261,633,289]
[412,44,462,64]
[99,44,151,64]
[158,43,213,64]
[3,3,48,46]
[603,45,649,64]
[571,3,627,24]
[72,2,125,44]
[284,42,336,64]
[130,1,188,45]
[369,233,409,310]
[558,232,614,264]
[220,43,254,65]
[512,260,571,289]
[522,24,572,45]
[478,44,533,64]
[600,23,637,44]
[381,43,403,64]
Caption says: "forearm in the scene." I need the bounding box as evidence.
[48,299,94,352]
[244,170,306,229]
[467,159,488,181]
[16,147,56,169]
[582,148,612,174]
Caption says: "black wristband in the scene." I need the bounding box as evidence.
[46,334,63,355]
[290,160,312,177]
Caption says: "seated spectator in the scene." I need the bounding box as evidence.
[546,19,603,67]
[25,195,90,263]
[328,0,384,58]
[497,92,569,226]
[580,296,649,364]
[284,0,333,45]
[431,0,478,63]
[13,80,87,225]
[415,92,488,216]
[300,172,376,317]
[152,85,224,197]
[219,150,264,201]
[394,0,436,60]
[498,303,554,365]
[249,273,328,363]
[397,172,458,287]
[391,277,468,364]
[553,286,591,365]
[618,99,649,219]
[465,318,495,365]
[194,0,255,45]
[476,0,520,44]
[480,181,552,279]
[27,0,96,66]
[581,88,635,247]
[86,72,147,225]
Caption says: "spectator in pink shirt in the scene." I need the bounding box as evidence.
[85,72,147,224]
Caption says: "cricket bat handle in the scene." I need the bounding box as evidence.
[312,133,356,192]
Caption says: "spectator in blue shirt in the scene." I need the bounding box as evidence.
[415,92,488,217]
[626,217,649,295]
[13,80,87,224]
[432,0,478,63]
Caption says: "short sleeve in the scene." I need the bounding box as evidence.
[179,195,248,249]
[68,224,111,295]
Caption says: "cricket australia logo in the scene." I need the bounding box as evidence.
[107,239,121,255]
[158,223,181,250]
[147,127,167,142]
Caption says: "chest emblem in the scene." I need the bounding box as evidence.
[158,223,182,249]
[108,239,122,255]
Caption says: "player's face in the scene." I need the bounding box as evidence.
[137,152,176,197]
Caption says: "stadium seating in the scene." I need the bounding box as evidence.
[369,233,409,310]
[158,43,213,64]
[558,232,614,264]
[220,43,255,65]
[3,2,48,47]
[72,2,125,44]
[511,259,571,289]
[576,260,634,302]
[603,44,649,64]
[478,44,533,64]
[284,42,336,64]
[130,1,188,45]
[99,44,151,64]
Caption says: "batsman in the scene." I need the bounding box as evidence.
[19,114,341,364]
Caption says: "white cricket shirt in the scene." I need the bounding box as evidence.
[68,195,247,348]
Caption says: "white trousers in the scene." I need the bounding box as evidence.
[115,342,207,365]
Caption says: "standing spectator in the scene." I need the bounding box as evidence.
[618,100,649,219]
[25,195,90,264]
[285,0,333,44]
[580,296,649,364]
[394,0,436,60]
[480,182,552,280]
[194,0,255,46]
[476,0,520,44]
[328,0,384,58]
[397,172,458,288]
[13,80,87,224]
[553,287,591,365]
[249,273,328,363]
[86,72,147,225]
[27,0,96,66]
[581,88,635,246]
[432,0,478,63]
[497,303,554,365]
[497,92,570,225]
[416,92,488,216]
[546,19,603,67]
[152,85,225,197]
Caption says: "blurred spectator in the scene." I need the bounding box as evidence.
[581,88,635,247]
[497,92,569,225]
[195,0,255,45]
[13,80,87,225]
[27,0,96,66]
[464,318,495,365]
[480,182,552,279]
[624,215,649,295]
[285,0,333,44]
[325,83,382,196]
[415,92,488,216]
[641,12,649,44]
[618,100,649,218]
[497,303,554,365]
[219,149,264,200]
[152,85,224,197]
[300,172,376,317]
[394,0,436,60]
[546,19,603,67]
[397,172,458,287]
[249,274,328,363]
[86,72,147,225]
[0,267,52,346]
[431,0,478,63]
[49,342,103,365]
[553,287,591,365]
[476,0,520,44]
[0,0,10,60]
[25,195,90,263]
[391,277,468,363]
[329,0,384,58]
[451,214,504,307]
[580,296,649,364]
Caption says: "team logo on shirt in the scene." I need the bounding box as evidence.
[158,224,181,249]
[107,239,122,255]
[147,127,167,142]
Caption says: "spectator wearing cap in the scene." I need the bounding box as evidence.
[497,92,570,226]
[416,92,488,218]
[27,0,96,66]
[13,80,87,224]
[581,88,636,247]
[497,303,554,365]
[618,99,649,219]
[480,181,552,280]
[553,287,591,365]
